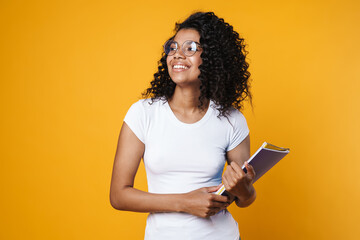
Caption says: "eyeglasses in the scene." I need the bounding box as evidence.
[163,40,202,57]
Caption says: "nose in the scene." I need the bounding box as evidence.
[173,47,186,58]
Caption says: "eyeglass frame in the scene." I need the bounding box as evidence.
[163,40,202,57]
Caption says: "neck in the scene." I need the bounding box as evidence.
[169,86,209,113]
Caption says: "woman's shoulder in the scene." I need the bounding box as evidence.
[130,98,167,112]
[210,101,246,121]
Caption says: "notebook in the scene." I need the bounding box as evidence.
[215,142,290,196]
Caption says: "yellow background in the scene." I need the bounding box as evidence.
[1,0,359,239]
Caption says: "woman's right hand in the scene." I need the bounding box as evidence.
[181,185,230,218]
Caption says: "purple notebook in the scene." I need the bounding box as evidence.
[216,142,290,196]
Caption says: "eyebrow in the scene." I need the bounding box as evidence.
[171,40,201,44]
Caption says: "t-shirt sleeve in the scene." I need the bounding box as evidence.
[227,110,250,151]
[123,100,146,143]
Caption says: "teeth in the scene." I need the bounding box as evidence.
[173,65,189,69]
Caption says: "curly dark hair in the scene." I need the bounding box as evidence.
[142,11,252,117]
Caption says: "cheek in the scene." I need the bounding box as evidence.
[194,54,202,67]
[195,58,202,69]
[166,56,171,67]
[166,59,173,74]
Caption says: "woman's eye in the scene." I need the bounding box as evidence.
[186,47,196,52]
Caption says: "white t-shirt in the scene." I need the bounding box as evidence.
[124,98,249,240]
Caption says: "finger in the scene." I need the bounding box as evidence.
[245,162,256,180]
[209,201,228,208]
[223,169,238,189]
[230,161,246,177]
[206,184,222,193]
[228,165,243,183]
[210,207,225,214]
[207,209,220,217]
[211,193,229,203]
[222,175,232,193]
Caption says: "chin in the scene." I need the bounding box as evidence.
[171,78,201,88]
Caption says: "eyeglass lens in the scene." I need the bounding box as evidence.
[164,41,199,56]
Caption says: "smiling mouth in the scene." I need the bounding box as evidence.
[173,64,190,70]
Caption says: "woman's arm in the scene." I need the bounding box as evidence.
[224,135,257,208]
[109,122,230,217]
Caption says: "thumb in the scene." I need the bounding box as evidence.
[245,162,256,181]
[206,184,223,193]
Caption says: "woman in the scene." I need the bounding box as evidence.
[110,12,256,240]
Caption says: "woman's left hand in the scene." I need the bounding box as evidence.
[222,161,256,207]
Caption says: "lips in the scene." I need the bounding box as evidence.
[173,65,189,69]
[171,62,190,71]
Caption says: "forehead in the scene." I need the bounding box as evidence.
[173,29,200,44]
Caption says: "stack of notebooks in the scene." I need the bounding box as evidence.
[216,142,290,196]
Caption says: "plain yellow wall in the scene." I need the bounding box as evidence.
[1,0,359,239]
